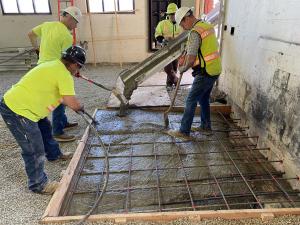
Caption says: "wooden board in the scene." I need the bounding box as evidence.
[41,208,300,223]
[42,110,96,218]
[144,105,232,115]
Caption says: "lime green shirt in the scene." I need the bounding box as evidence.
[4,60,75,122]
[155,19,182,39]
[33,21,73,64]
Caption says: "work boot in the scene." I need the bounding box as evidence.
[58,152,73,161]
[53,134,76,142]
[166,129,193,141]
[63,122,78,131]
[40,181,59,195]
[191,127,213,136]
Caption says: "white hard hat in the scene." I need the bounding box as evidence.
[63,6,82,23]
[175,7,193,25]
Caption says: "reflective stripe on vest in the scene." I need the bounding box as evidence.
[204,51,220,62]
[194,51,220,66]
[193,27,215,40]
[189,21,222,75]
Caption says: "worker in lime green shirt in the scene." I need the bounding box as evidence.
[28,6,82,142]
[155,3,183,90]
[0,46,86,194]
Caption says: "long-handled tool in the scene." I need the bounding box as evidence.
[75,73,128,116]
[163,71,184,128]
[76,110,109,225]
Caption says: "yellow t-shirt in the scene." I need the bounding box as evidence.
[33,21,73,64]
[155,19,182,39]
[4,60,75,122]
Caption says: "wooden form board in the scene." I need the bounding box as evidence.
[143,105,232,115]
[42,109,97,219]
[42,208,300,223]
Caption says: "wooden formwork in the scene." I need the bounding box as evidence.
[41,106,300,223]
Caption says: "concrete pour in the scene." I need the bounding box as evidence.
[61,109,300,216]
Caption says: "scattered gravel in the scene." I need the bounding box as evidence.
[1,65,300,224]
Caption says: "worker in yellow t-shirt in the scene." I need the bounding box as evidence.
[28,6,82,142]
[155,3,183,90]
[0,46,86,194]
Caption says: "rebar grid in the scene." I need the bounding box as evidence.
[218,112,297,207]
[64,110,300,216]
[124,142,133,212]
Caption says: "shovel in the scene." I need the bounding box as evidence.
[163,71,184,128]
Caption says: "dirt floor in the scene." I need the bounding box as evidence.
[0,65,300,225]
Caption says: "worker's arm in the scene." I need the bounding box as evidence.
[155,21,166,45]
[62,95,83,112]
[28,30,39,51]
[178,31,201,73]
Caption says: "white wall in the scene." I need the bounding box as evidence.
[220,0,300,181]
[0,0,149,63]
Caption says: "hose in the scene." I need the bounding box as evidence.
[76,110,109,225]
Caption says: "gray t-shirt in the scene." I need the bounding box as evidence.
[186,30,201,56]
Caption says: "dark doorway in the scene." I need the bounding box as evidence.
[148,0,181,51]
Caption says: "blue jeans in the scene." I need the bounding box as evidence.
[52,104,68,136]
[180,74,219,135]
[0,99,62,192]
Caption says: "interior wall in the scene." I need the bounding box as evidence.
[0,0,149,63]
[220,0,300,184]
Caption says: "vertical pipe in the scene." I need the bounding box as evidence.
[153,143,162,211]
[86,2,97,66]
[125,143,133,212]
[195,0,200,18]
[113,0,123,68]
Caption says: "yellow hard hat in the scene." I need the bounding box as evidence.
[166,3,178,14]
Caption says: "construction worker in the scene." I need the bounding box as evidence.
[155,3,182,90]
[28,6,82,142]
[0,45,86,194]
[167,7,222,139]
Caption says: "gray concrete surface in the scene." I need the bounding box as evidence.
[0,65,300,225]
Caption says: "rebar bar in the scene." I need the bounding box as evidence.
[218,111,296,207]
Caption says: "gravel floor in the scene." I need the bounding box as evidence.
[0,65,300,225]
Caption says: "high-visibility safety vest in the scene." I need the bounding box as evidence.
[155,19,182,39]
[189,21,222,76]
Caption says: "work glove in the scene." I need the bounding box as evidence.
[161,39,169,47]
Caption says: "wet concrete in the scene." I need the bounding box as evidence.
[65,109,300,216]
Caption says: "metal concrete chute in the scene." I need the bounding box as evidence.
[118,31,189,101]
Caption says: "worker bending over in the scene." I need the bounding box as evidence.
[168,7,222,139]
[155,3,183,90]
[0,46,86,194]
[28,6,82,142]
